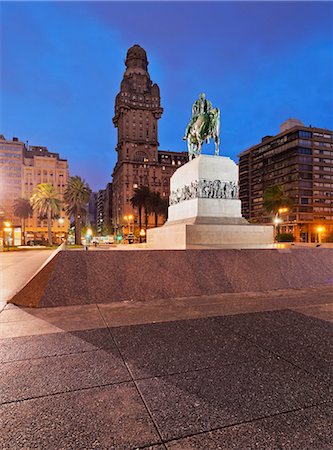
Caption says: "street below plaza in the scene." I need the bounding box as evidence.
[0,249,55,307]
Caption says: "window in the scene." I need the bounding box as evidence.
[298,147,312,155]
[299,131,312,139]
[133,151,148,163]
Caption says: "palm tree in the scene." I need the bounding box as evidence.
[30,184,62,246]
[158,197,169,223]
[13,197,33,245]
[64,176,92,245]
[147,191,162,227]
[263,185,292,216]
[130,186,151,242]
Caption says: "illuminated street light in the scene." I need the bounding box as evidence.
[3,221,12,251]
[278,207,288,214]
[58,217,64,225]
[124,214,134,234]
[87,228,92,236]
[139,229,146,237]
[317,226,325,244]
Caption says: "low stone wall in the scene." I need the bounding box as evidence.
[10,248,333,307]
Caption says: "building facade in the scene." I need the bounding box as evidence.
[0,135,24,227]
[239,119,333,242]
[111,45,188,232]
[22,145,70,244]
[0,134,70,245]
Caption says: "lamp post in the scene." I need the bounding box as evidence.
[316,226,325,244]
[124,214,133,235]
[273,216,282,241]
[139,228,146,242]
[3,221,12,251]
[86,228,92,246]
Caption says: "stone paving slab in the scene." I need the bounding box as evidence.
[0,383,161,450]
[1,292,332,449]
[292,303,333,323]
[1,349,131,404]
[112,318,271,379]
[0,328,114,363]
[0,317,62,339]
[218,310,333,382]
[136,359,331,441]
[165,402,333,449]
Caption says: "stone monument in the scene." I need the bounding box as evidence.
[147,94,273,248]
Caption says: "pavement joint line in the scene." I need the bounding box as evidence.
[158,399,332,446]
[96,303,166,445]
[0,378,136,407]
[0,344,117,365]
[221,318,333,387]
[136,442,168,450]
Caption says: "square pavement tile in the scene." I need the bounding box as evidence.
[165,402,333,450]
[0,328,115,363]
[1,348,131,404]
[217,309,333,382]
[0,383,161,450]
[137,358,331,441]
[111,318,271,379]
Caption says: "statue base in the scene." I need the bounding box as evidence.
[147,155,274,249]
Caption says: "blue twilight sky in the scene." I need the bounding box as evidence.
[1,1,332,191]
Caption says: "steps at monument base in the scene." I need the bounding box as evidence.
[147,222,274,249]
[9,249,333,308]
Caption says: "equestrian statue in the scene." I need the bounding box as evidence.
[183,93,220,160]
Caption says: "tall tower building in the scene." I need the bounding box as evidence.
[111,45,187,231]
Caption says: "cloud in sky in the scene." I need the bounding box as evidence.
[1,1,332,190]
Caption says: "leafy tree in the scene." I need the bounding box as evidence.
[13,197,33,245]
[30,184,61,245]
[64,176,92,245]
[263,185,292,215]
[130,186,151,242]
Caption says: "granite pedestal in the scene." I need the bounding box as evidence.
[147,155,273,249]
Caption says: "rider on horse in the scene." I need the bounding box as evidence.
[183,93,220,160]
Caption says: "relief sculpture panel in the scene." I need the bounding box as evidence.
[170,179,239,205]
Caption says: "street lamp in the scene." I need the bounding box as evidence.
[139,229,146,240]
[273,216,282,241]
[317,226,325,244]
[3,221,12,251]
[124,214,133,234]
[58,217,64,225]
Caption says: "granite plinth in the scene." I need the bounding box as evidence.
[168,155,241,222]
[148,154,274,248]
[9,248,333,307]
[147,220,273,249]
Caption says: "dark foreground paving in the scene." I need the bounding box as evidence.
[0,292,332,449]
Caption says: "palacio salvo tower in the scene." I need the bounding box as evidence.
[111,45,187,232]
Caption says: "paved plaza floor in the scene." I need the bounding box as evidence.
[0,286,332,449]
